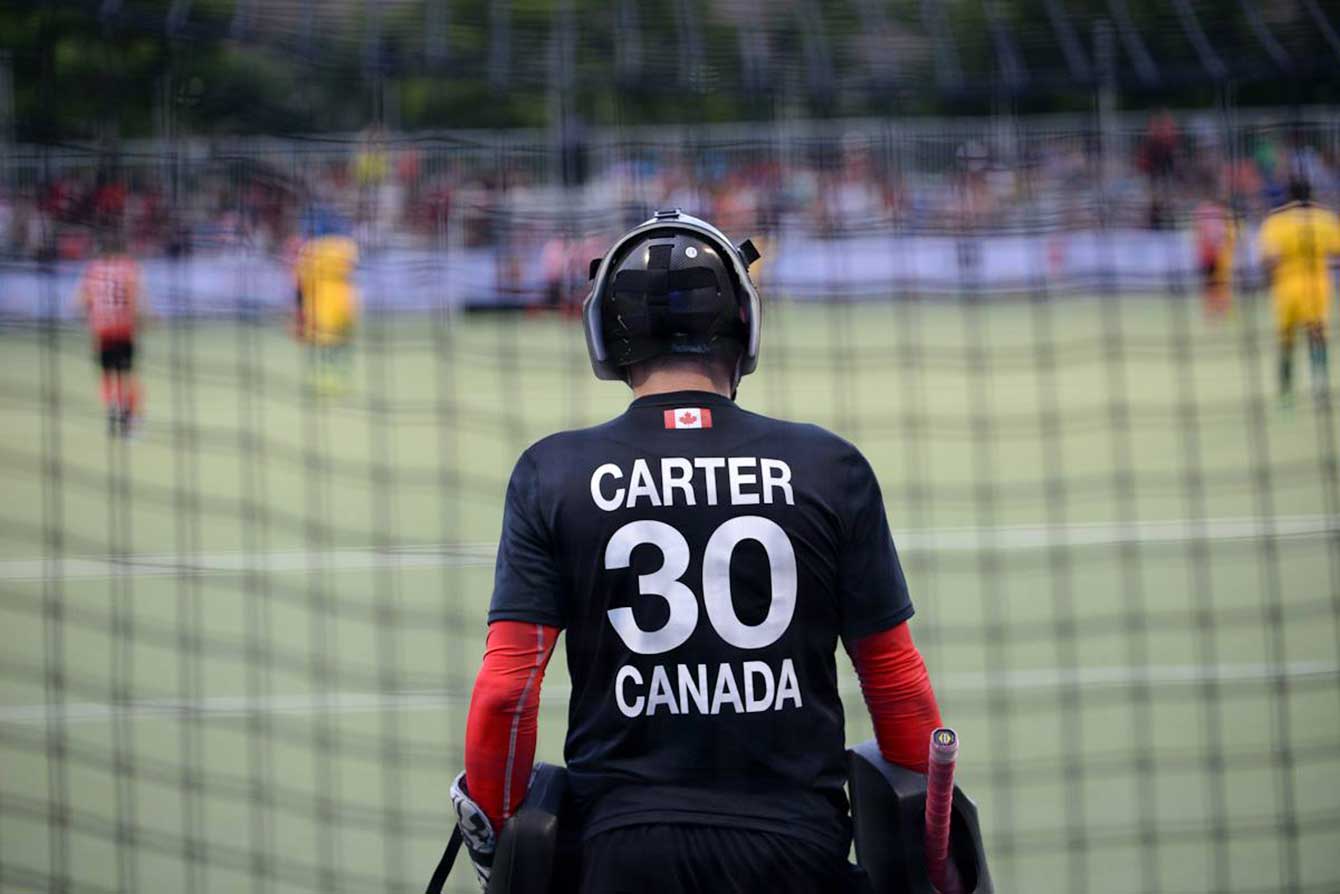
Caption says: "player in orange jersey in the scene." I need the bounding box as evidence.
[1192,198,1236,319]
[279,231,307,341]
[78,241,146,436]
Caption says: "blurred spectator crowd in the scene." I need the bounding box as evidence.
[2,112,1337,282]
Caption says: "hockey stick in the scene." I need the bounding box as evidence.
[925,728,963,894]
[425,826,463,894]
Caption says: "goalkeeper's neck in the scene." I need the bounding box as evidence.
[627,354,734,399]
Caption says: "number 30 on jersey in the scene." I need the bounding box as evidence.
[604,516,797,654]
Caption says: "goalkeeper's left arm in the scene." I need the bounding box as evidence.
[844,621,944,772]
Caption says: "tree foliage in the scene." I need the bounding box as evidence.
[2,0,1337,140]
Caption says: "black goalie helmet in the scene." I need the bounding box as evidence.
[583,210,762,385]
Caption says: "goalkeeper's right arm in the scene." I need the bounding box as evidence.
[455,620,559,890]
[845,622,943,772]
[463,620,560,830]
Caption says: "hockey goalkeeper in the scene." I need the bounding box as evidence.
[452,212,946,893]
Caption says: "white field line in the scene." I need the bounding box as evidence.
[1,661,1336,727]
[0,514,1335,583]
[0,543,499,582]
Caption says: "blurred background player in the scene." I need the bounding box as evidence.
[1258,179,1340,405]
[295,216,360,395]
[77,235,145,437]
[280,228,307,341]
[1193,194,1236,319]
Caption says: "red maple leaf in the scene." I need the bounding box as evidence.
[679,412,698,425]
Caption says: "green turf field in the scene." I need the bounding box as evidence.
[1,294,1338,894]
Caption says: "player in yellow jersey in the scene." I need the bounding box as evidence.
[295,230,360,395]
[1258,180,1340,404]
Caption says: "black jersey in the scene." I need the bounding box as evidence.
[487,390,913,852]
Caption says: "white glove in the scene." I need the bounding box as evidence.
[450,772,497,890]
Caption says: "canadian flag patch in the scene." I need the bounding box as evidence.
[664,408,712,430]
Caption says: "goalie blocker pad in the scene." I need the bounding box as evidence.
[475,746,989,894]
[847,739,993,894]
[484,763,568,894]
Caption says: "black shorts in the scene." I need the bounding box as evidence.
[1200,257,1218,283]
[566,824,856,894]
[97,339,135,373]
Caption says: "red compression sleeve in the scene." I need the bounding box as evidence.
[464,620,560,831]
[848,622,943,773]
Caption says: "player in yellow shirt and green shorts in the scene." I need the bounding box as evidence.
[295,232,360,395]
[1258,180,1340,405]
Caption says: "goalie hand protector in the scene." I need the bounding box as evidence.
[450,771,497,890]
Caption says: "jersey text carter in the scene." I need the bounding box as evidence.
[590,457,794,510]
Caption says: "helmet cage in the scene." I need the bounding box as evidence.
[583,210,761,382]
